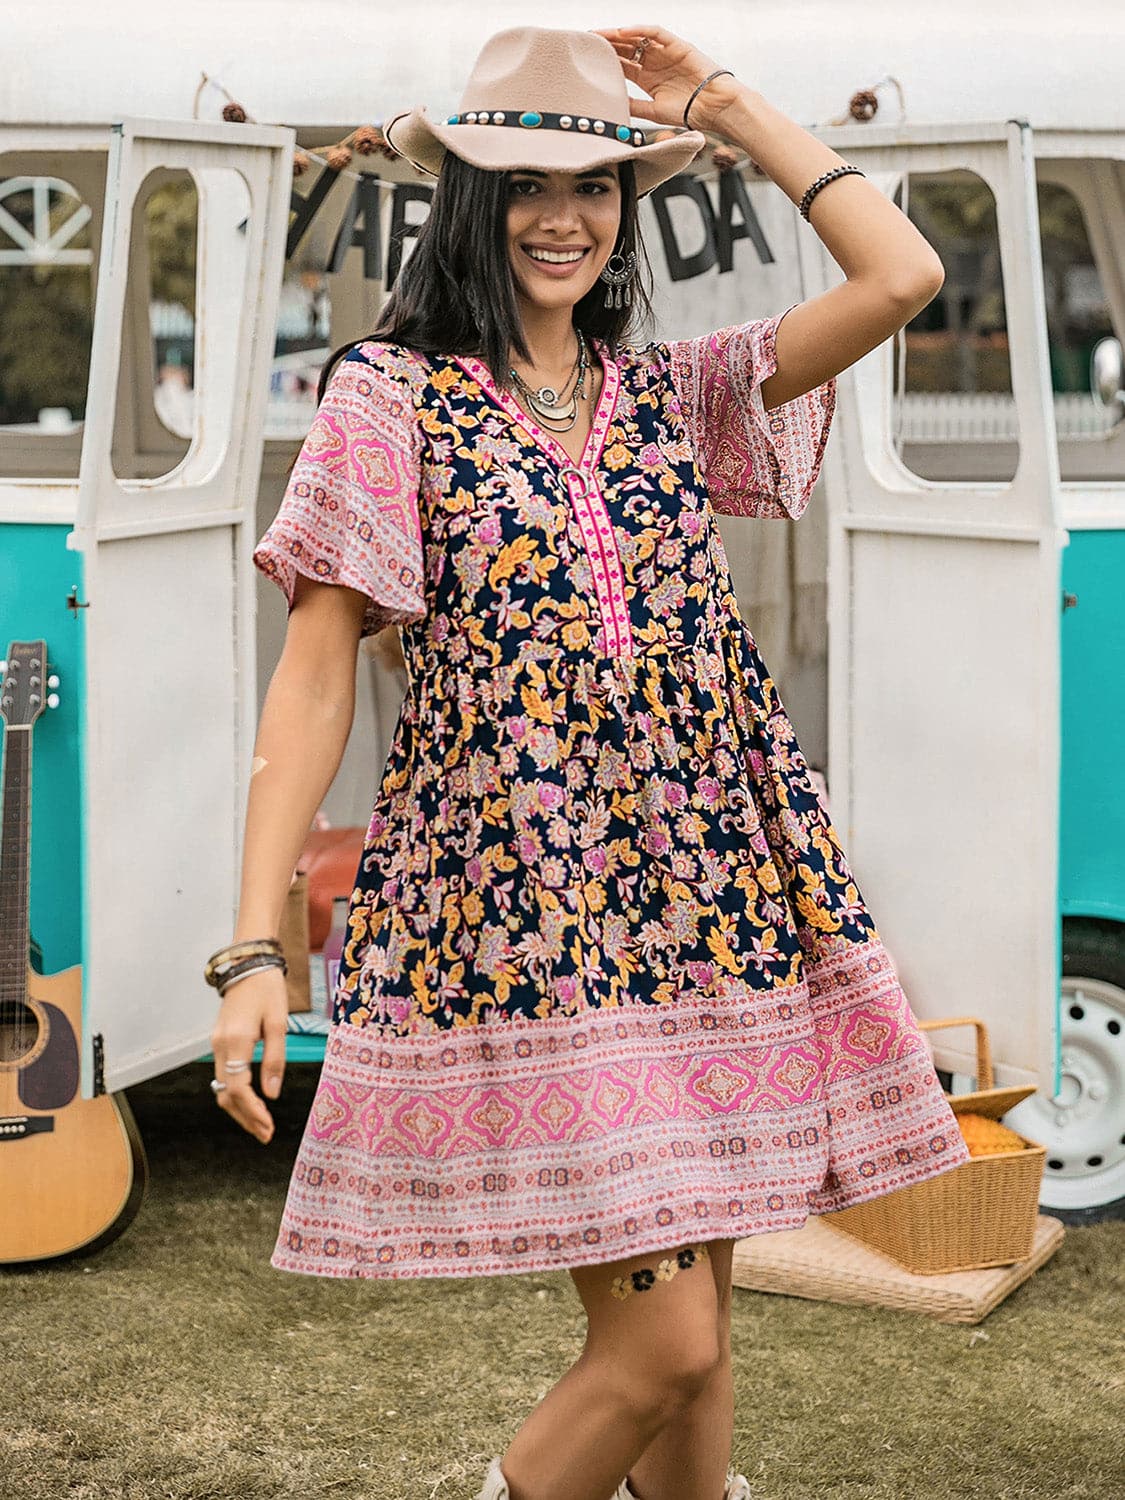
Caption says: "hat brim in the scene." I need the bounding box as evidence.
[385,104,706,197]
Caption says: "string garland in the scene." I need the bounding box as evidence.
[192,70,906,194]
[193,72,401,194]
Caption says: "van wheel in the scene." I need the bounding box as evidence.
[999,919,1125,1224]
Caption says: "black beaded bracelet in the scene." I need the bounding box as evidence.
[799,163,865,221]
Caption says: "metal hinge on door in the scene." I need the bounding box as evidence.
[92,1032,106,1096]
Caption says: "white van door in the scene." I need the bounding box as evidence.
[812,122,1066,1091]
[69,118,293,1094]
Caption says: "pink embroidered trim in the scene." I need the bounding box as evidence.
[665,308,837,521]
[269,934,971,1281]
[562,467,632,656]
[253,352,427,638]
[453,346,634,657]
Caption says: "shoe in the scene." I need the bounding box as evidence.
[614,1467,752,1499]
[476,1456,510,1500]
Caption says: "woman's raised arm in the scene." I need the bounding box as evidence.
[596,23,946,407]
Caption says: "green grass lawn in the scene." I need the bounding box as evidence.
[2,1059,1122,1500]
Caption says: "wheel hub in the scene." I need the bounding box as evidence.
[1003,975,1125,1211]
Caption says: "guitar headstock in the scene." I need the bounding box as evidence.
[0,640,58,730]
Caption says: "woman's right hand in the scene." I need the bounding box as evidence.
[209,967,291,1143]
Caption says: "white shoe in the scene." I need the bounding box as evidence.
[614,1466,752,1499]
[476,1456,510,1500]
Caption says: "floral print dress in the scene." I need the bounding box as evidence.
[253,306,970,1282]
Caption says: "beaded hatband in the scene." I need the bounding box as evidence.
[445,109,646,148]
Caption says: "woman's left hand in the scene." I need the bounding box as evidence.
[591,24,744,134]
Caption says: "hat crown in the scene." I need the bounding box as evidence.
[458,26,628,121]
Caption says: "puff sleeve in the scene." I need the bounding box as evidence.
[252,345,427,638]
[666,304,836,521]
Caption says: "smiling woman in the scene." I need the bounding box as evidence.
[309,148,656,411]
[231,22,959,1500]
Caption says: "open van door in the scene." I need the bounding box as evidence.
[68,118,293,1094]
[811,121,1066,1094]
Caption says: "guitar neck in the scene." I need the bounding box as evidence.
[0,724,31,1004]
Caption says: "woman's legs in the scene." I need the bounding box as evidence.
[496,1237,733,1500]
[619,1238,736,1500]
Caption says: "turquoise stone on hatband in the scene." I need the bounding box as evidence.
[443,109,645,148]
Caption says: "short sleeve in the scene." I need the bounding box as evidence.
[252,345,427,638]
[666,304,836,520]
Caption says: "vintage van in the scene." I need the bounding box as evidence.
[0,1,1121,1242]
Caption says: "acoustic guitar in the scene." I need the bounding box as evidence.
[0,638,147,1265]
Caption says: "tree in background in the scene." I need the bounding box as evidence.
[0,174,196,425]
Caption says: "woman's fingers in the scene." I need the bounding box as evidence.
[217,1073,275,1144]
[596,23,676,45]
[210,1027,274,1141]
[259,1004,288,1101]
[210,971,290,1142]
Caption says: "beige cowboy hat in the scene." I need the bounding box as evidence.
[384,25,707,197]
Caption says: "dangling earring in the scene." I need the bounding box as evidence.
[599,245,636,309]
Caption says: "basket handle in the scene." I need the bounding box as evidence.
[916,1016,994,1091]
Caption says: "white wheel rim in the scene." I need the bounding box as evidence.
[1000,975,1125,1211]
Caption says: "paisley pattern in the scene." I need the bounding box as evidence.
[253,310,970,1281]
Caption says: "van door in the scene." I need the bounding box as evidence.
[812,122,1065,1092]
[69,118,293,1094]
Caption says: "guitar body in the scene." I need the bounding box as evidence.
[1,638,149,1266]
[0,963,148,1265]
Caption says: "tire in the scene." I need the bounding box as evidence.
[999,918,1125,1224]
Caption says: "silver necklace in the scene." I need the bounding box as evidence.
[508,332,590,432]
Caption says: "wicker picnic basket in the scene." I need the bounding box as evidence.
[823,1017,1047,1274]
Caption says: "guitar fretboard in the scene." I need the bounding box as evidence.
[0,727,30,1006]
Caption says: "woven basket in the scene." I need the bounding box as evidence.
[823,1017,1047,1274]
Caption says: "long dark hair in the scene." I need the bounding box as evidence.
[314,153,655,403]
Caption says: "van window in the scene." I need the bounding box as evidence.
[0,172,94,476]
[891,170,1017,483]
[893,168,1119,484]
[1036,172,1121,482]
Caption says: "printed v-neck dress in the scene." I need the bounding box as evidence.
[253,306,971,1282]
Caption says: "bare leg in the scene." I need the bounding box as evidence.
[620,1238,736,1500]
[497,1241,723,1500]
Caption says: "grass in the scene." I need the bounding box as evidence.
[2,1059,1122,1500]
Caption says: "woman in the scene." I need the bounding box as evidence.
[207,23,968,1500]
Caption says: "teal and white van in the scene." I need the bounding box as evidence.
[1,1,1120,1224]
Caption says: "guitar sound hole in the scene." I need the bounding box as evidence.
[0,999,41,1063]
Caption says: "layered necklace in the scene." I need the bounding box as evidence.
[507,330,591,433]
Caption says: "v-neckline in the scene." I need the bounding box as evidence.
[453,339,620,477]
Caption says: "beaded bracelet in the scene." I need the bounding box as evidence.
[799,163,865,221]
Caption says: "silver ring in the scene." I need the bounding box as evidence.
[631,37,651,63]
[225,1059,251,1072]
[210,1078,228,1094]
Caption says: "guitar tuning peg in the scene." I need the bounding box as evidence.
[47,674,60,689]
[47,693,60,709]
[0,660,7,673]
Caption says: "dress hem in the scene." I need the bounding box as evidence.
[267,1138,968,1283]
[267,934,971,1283]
